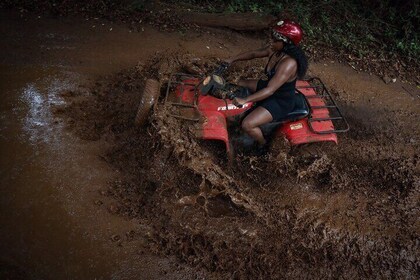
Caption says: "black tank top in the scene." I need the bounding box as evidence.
[264,52,296,97]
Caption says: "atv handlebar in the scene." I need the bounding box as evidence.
[201,63,244,108]
[214,63,244,108]
[214,62,230,76]
[200,63,229,95]
[226,91,243,108]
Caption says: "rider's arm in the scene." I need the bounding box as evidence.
[242,57,297,103]
[226,46,271,64]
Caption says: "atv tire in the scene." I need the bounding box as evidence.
[135,79,160,126]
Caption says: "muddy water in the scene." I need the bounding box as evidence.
[0,10,255,279]
[1,9,419,280]
[57,52,418,279]
[0,65,117,278]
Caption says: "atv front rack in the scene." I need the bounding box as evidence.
[297,77,350,134]
[164,73,203,121]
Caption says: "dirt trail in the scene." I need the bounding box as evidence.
[1,10,419,279]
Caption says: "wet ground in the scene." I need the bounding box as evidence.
[1,9,419,280]
[0,10,247,279]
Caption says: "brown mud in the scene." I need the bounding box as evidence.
[56,51,420,279]
[1,8,419,279]
[1,11,247,279]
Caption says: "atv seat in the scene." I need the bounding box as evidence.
[233,87,309,121]
[282,91,309,121]
[261,92,309,135]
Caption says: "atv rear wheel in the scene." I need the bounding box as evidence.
[135,79,160,126]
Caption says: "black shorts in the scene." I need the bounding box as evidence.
[256,79,295,122]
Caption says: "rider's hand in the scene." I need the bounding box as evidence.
[233,97,246,107]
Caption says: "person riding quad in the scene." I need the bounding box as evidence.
[225,20,308,152]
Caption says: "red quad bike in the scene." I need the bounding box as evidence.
[135,63,349,157]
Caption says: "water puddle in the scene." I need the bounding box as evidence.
[0,65,122,279]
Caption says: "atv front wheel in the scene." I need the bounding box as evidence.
[135,79,160,126]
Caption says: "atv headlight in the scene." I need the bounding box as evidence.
[203,76,211,86]
[213,75,224,86]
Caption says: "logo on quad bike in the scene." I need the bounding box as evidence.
[290,123,303,130]
[217,103,250,111]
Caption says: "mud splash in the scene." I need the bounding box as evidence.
[56,53,419,279]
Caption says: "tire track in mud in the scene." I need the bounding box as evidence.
[56,53,419,279]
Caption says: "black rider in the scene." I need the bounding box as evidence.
[225,20,308,150]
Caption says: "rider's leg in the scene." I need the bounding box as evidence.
[241,106,273,145]
[237,79,259,93]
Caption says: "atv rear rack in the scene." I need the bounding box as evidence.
[297,77,350,134]
[164,73,203,121]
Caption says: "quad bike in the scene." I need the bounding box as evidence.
[135,63,349,157]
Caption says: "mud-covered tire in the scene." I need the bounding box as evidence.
[135,79,160,126]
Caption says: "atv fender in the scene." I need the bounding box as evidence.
[278,119,337,145]
[196,111,230,152]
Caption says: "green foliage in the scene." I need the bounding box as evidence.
[226,0,262,13]
[181,0,420,60]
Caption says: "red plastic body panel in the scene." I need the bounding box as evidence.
[278,81,337,145]
[198,95,252,117]
[172,78,337,151]
[279,119,337,145]
[200,111,230,152]
[175,78,253,117]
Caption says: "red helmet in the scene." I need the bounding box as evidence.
[271,20,303,45]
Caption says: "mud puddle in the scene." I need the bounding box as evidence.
[0,64,119,279]
[2,11,255,279]
[56,52,419,279]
